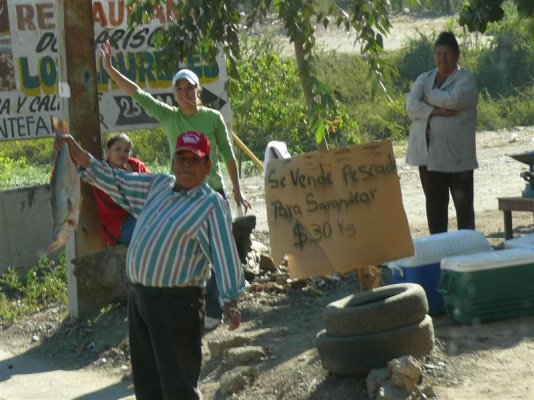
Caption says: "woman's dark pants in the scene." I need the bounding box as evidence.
[418,166,475,234]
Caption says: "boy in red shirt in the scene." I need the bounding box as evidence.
[92,133,149,245]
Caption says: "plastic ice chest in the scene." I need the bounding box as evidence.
[388,230,491,315]
[504,233,534,250]
[439,248,534,324]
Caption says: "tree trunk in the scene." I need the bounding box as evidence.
[294,37,375,291]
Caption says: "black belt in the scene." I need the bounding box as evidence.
[132,283,202,295]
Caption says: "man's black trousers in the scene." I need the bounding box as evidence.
[128,283,204,400]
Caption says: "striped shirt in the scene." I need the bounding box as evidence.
[80,156,245,303]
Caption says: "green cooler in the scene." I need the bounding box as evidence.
[439,248,534,324]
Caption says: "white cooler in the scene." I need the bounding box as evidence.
[504,233,534,250]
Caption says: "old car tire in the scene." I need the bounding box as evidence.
[316,314,435,374]
[323,283,428,337]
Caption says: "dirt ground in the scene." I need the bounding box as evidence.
[1,126,533,400]
[257,11,453,56]
[232,126,534,400]
[2,13,534,400]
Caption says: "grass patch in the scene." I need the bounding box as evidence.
[0,157,172,190]
[0,255,67,325]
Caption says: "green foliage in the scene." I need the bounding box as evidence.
[228,34,311,162]
[259,0,394,143]
[228,38,410,159]
[0,137,54,188]
[316,51,406,143]
[471,11,534,96]
[0,156,50,189]
[240,160,260,178]
[129,0,395,146]
[348,98,409,142]
[394,32,436,87]
[0,156,27,188]
[0,255,67,324]
[477,86,534,130]
[460,0,505,33]
[517,0,534,17]
[0,137,55,165]
[127,0,242,76]
[460,0,534,33]
[228,38,372,163]
[476,90,507,130]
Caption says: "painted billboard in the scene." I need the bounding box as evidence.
[0,0,231,141]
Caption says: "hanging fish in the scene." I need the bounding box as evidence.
[49,118,81,252]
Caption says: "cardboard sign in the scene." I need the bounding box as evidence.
[264,140,414,279]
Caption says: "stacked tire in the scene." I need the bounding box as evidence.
[316,283,435,374]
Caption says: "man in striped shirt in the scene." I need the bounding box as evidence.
[57,130,245,400]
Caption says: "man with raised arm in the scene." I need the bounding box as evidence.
[57,130,245,400]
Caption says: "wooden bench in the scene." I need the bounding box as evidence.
[497,197,534,239]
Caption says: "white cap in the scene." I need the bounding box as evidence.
[172,69,200,87]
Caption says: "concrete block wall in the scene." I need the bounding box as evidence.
[0,185,55,273]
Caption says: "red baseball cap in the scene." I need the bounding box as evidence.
[175,131,210,157]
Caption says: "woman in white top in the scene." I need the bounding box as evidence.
[406,31,479,234]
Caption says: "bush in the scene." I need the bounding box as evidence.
[104,128,169,165]
[394,32,436,88]
[0,255,67,324]
[0,156,50,189]
[317,51,411,142]
[228,33,311,166]
[477,86,534,131]
[0,137,55,166]
[472,17,534,97]
[228,39,411,163]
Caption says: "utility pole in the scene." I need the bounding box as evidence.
[57,0,106,318]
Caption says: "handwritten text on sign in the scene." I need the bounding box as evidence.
[264,140,413,279]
